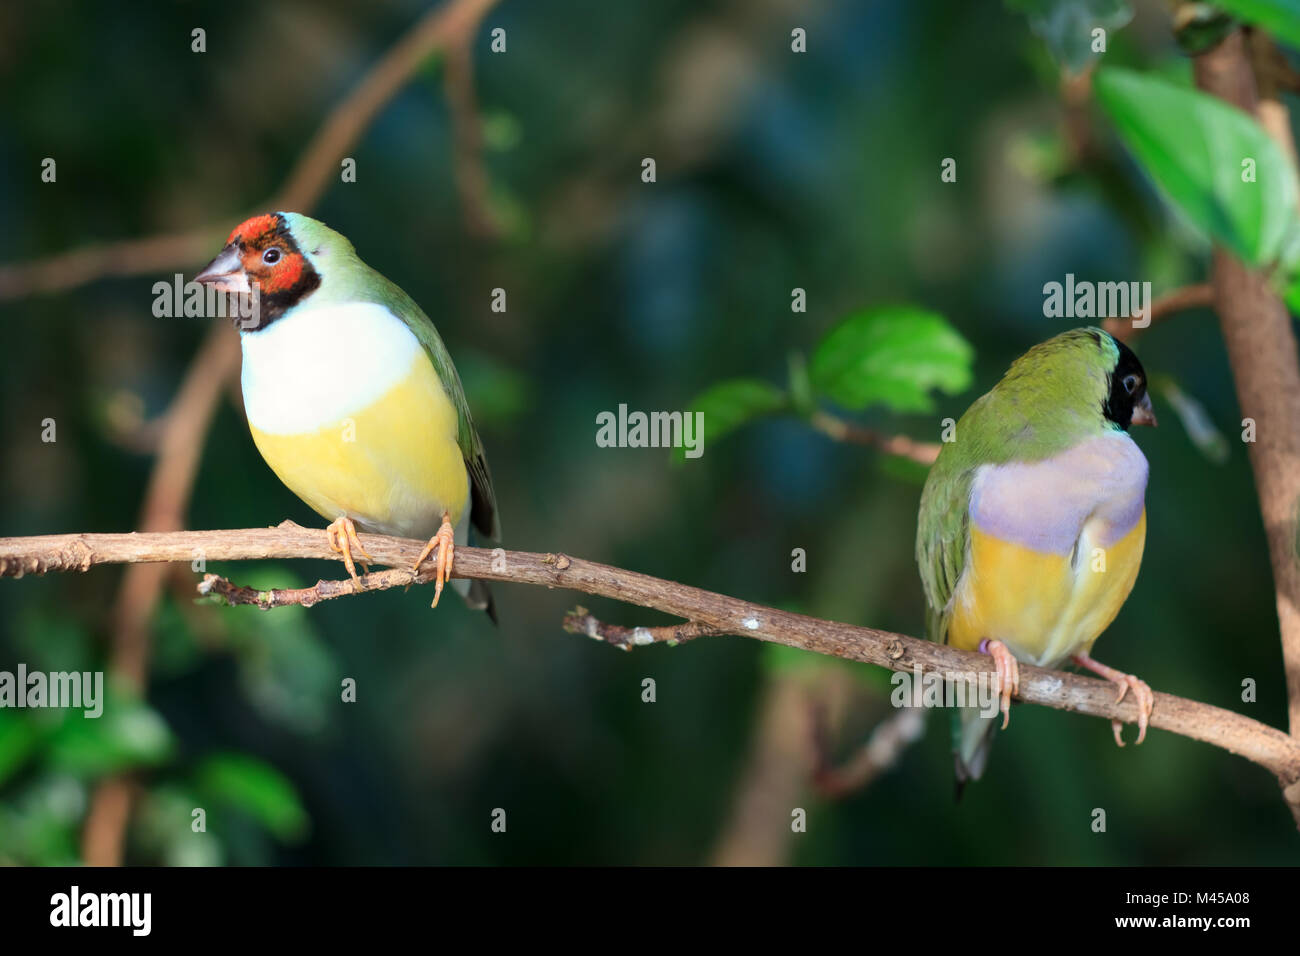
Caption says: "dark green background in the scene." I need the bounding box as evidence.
[0,0,1295,864]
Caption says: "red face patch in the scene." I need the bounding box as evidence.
[226,213,282,247]
[254,251,306,293]
[216,211,321,326]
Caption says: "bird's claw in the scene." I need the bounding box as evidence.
[1072,654,1153,747]
[326,516,372,589]
[413,512,456,608]
[978,638,1020,730]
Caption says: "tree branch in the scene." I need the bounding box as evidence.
[3,526,1298,825]
[1100,282,1216,343]
[443,13,501,238]
[0,0,502,301]
[809,411,941,465]
[813,708,926,800]
[561,607,725,649]
[1194,32,1300,741]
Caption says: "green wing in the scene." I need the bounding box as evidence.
[915,445,973,645]
[372,274,501,543]
[915,374,1089,643]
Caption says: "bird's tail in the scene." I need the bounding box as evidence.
[452,576,497,625]
[951,703,998,798]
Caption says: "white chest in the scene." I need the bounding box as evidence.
[239,301,420,435]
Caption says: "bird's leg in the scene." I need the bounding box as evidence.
[1070,653,1153,746]
[412,511,456,608]
[978,638,1020,730]
[325,516,372,588]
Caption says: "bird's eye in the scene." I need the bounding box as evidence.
[262,248,281,265]
[1123,374,1141,395]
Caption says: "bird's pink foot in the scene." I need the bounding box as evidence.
[1071,653,1153,746]
[978,638,1020,730]
[412,512,456,608]
[325,516,372,589]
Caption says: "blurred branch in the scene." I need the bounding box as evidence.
[711,663,921,864]
[808,412,941,465]
[710,674,820,866]
[1195,31,1300,744]
[3,525,1299,826]
[0,228,225,302]
[110,328,237,692]
[1100,283,1215,344]
[0,0,502,301]
[1248,28,1300,186]
[813,707,926,800]
[82,325,237,868]
[275,0,500,213]
[444,16,500,238]
[1060,63,1096,164]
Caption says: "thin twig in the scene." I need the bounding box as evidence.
[444,18,500,238]
[813,708,927,799]
[3,525,1299,827]
[0,0,502,301]
[807,282,1216,463]
[561,607,724,650]
[1101,283,1216,343]
[808,412,941,465]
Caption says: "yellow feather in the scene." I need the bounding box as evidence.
[247,350,469,538]
[947,511,1145,667]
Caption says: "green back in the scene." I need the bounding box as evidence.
[915,327,1120,643]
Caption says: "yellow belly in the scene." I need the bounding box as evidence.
[248,352,468,538]
[947,511,1145,667]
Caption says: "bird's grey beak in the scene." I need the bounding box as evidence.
[1131,392,1157,427]
[194,245,251,294]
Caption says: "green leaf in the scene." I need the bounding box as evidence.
[1006,0,1134,72]
[1284,268,1300,314]
[786,351,815,417]
[1210,0,1300,50]
[135,785,225,867]
[43,687,173,777]
[195,753,308,842]
[1095,67,1299,265]
[0,777,86,865]
[0,711,38,786]
[213,567,339,735]
[809,307,973,413]
[680,379,787,457]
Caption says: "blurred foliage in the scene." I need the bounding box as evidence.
[1008,0,1133,71]
[2,0,1300,865]
[1210,0,1300,49]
